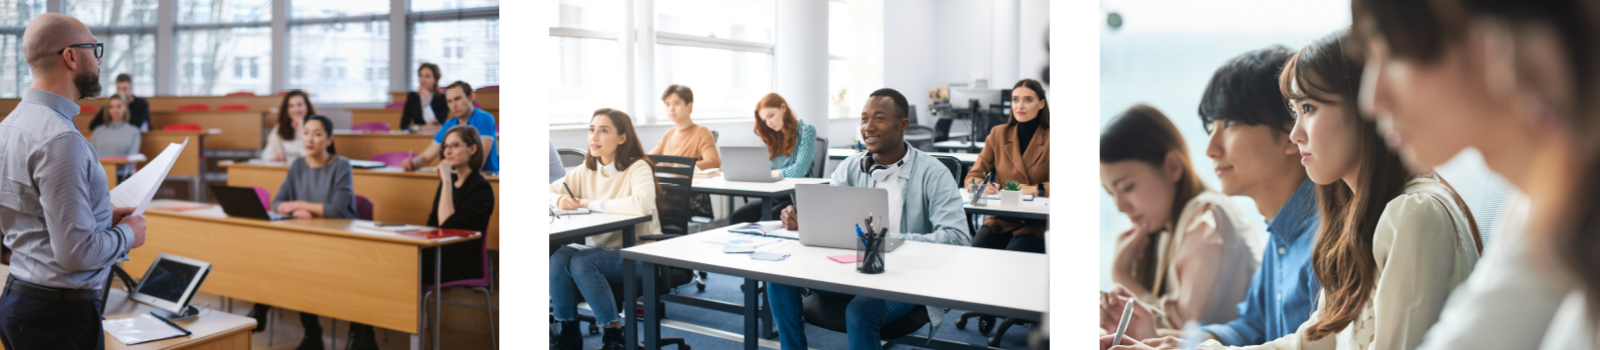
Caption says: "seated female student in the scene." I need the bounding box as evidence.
[91,96,140,182]
[729,93,816,223]
[548,108,662,350]
[400,63,448,131]
[1346,1,1593,349]
[965,78,1050,254]
[1103,30,1485,350]
[1098,104,1261,337]
[249,115,356,350]
[649,84,721,169]
[261,90,317,162]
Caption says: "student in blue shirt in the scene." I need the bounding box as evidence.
[403,81,499,173]
[1103,47,1324,347]
[768,88,971,350]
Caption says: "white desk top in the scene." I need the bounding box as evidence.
[826,148,979,163]
[691,176,831,195]
[962,192,1050,219]
[548,213,653,241]
[621,226,1048,320]
[933,140,984,148]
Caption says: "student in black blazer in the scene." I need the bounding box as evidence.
[400,63,450,131]
[88,74,150,131]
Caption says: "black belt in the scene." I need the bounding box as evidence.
[5,275,101,302]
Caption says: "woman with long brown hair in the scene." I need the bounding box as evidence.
[1098,104,1261,340]
[1346,0,1600,349]
[965,78,1050,254]
[1151,30,1483,350]
[261,90,318,162]
[730,92,817,223]
[548,108,662,350]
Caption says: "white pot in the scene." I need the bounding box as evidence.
[1000,190,1022,208]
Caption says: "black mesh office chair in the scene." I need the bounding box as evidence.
[906,125,936,152]
[809,137,829,178]
[801,294,931,346]
[557,147,587,169]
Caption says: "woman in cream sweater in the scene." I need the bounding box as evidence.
[549,108,662,350]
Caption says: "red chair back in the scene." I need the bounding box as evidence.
[217,104,249,111]
[80,106,99,114]
[352,122,391,132]
[372,152,412,168]
[176,104,209,112]
[355,195,374,221]
[162,124,203,132]
[251,187,271,212]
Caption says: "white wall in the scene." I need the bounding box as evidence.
[1019,0,1049,83]
[882,0,940,118]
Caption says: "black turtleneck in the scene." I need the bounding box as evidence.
[1016,115,1042,155]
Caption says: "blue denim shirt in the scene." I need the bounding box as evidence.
[829,143,972,336]
[1199,179,1321,345]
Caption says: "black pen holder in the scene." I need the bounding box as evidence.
[856,234,886,274]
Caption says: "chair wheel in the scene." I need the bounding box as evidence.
[696,282,706,291]
[699,271,708,279]
[988,336,1002,348]
[955,318,967,330]
[978,316,994,335]
[589,323,599,335]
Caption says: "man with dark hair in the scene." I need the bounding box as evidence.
[1103,46,1323,348]
[404,80,499,173]
[766,88,970,350]
[88,73,150,131]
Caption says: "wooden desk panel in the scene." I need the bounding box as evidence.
[135,208,433,333]
[224,163,502,250]
[149,111,266,150]
[332,133,437,162]
[351,108,402,130]
[391,90,496,110]
[141,131,205,177]
[104,163,118,190]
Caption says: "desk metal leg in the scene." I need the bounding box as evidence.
[760,198,773,221]
[623,227,638,350]
[742,278,758,350]
[643,262,661,349]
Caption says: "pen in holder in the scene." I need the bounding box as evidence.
[856,215,887,274]
[969,183,988,206]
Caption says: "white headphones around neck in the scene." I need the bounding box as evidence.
[859,154,904,183]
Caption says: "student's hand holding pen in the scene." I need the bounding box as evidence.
[1100,285,1157,341]
[780,205,799,231]
[557,196,587,211]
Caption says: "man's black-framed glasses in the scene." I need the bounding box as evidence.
[57,43,103,59]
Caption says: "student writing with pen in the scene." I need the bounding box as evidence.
[767,88,971,350]
[963,78,1051,255]
[548,108,662,350]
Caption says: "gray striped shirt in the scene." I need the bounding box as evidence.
[0,89,133,290]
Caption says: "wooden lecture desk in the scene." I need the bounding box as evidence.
[0,265,256,350]
[331,131,438,162]
[136,200,482,350]
[222,162,502,250]
[99,156,148,190]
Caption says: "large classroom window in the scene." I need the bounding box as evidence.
[69,0,159,97]
[410,17,498,93]
[0,1,46,97]
[176,0,272,96]
[285,0,388,103]
[548,0,621,125]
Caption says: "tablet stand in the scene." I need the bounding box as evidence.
[157,304,201,321]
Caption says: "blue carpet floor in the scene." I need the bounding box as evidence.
[566,272,1032,350]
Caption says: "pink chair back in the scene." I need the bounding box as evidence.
[176,104,209,112]
[251,187,271,212]
[384,102,405,109]
[217,104,249,111]
[352,122,391,132]
[372,152,412,168]
[355,195,374,221]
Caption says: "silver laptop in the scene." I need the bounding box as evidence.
[721,146,781,182]
[796,184,904,251]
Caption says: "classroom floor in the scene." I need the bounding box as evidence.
[565,271,1034,350]
[183,285,499,349]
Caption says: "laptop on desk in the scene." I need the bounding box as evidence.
[721,146,782,182]
[795,184,903,251]
[210,185,290,221]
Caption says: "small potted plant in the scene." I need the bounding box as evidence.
[1000,181,1023,208]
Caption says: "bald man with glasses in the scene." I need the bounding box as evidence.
[0,14,146,350]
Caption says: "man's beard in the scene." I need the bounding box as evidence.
[74,70,101,99]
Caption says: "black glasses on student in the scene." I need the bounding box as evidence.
[57,43,104,59]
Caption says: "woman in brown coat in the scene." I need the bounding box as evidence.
[963,78,1049,253]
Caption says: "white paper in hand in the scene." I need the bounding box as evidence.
[110,138,187,216]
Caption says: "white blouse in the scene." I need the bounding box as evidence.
[1200,178,1481,350]
[261,124,306,162]
[1137,190,1261,329]
[1415,196,1573,350]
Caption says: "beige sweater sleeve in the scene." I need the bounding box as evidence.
[692,127,721,170]
[1154,205,1227,329]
